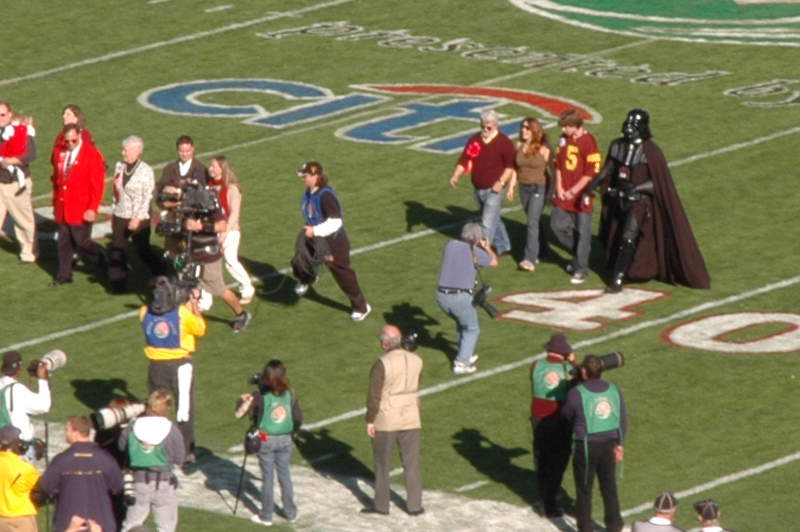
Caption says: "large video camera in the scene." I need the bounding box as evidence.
[472,284,499,318]
[149,275,198,315]
[571,352,625,379]
[157,180,220,218]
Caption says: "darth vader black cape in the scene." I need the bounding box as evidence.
[599,139,711,289]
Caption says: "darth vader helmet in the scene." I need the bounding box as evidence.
[622,108,651,142]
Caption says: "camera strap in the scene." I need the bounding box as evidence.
[470,245,487,287]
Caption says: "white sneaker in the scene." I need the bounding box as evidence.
[250,514,273,526]
[453,361,477,375]
[351,303,371,322]
[570,272,587,284]
[469,354,479,365]
[294,283,309,296]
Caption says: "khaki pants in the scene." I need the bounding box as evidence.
[0,178,37,262]
[0,515,38,532]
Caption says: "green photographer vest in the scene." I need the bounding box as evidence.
[128,430,169,468]
[258,391,294,435]
[532,359,570,402]
[0,384,15,429]
[578,382,622,436]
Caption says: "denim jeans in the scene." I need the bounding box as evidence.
[550,207,593,274]
[436,291,480,365]
[257,433,297,522]
[519,184,546,263]
[473,188,510,254]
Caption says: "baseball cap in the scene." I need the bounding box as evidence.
[1,351,22,376]
[654,490,678,512]
[693,499,720,521]
[0,425,21,448]
[296,161,323,178]
[542,333,572,356]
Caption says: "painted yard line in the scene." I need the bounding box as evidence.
[669,125,800,168]
[0,0,356,88]
[389,467,404,477]
[621,449,800,518]
[455,480,490,492]
[302,274,800,431]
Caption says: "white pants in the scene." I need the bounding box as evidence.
[221,230,254,296]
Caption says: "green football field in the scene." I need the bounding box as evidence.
[2,1,799,530]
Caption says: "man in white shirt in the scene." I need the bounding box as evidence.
[0,351,51,459]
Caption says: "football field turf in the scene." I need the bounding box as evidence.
[2,1,799,530]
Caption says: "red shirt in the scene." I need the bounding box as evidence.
[0,123,28,159]
[554,131,601,213]
[457,132,516,190]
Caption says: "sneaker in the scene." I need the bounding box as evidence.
[570,272,587,284]
[518,260,536,272]
[453,361,477,375]
[469,354,479,365]
[294,282,309,296]
[232,310,253,333]
[250,514,273,526]
[351,303,371,322]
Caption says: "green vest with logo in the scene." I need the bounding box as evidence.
[258,391,294,435]
[578,382,621,436]
[0,384,15,429]
[128,429,169,468]
[532,359,570,402]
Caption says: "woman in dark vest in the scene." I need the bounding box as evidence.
[250,360,302,526]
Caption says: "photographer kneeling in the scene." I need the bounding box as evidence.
[140,277,205,461]
[118,390,185,532]
[435,222,498,375]
[160,184,252,333]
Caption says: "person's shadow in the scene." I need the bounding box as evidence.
[404,202,477,236]
[183,444,264,516]
[381,302,456,363]
[70,378,140,411]
[293,428,382,509]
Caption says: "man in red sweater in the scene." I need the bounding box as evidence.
[449,109,515,255]
[551,109,601,284]
[50,124,108,286]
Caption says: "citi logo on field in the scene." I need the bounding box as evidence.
[510,0,800,46]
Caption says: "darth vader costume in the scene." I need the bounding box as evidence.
[586,109,711,293]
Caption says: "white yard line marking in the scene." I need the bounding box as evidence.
[455,480,490,492]
[0,0,356,88]
[205,5,234,13]
[389,467,404,477]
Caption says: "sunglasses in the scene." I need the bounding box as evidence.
[65,138,80,146]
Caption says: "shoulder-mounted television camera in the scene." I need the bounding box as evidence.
[156,181,220,237]
[149,275,198,314]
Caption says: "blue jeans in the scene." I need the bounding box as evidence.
[550,207,593,274]
[519,184,546,263]
[257,433,297,522]
[473,188,511,254]
[436,291,480,365]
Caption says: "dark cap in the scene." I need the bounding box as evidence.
[654,491,678,512]
[1,351,22,376]
[0,425,21,448]
[296,161,323,178]
[693,499,720,521]
[542,333,572,356]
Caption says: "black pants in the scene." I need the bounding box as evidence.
[572,439,623,532]
[109,216,166,288]
[56,221,103,282]
[532,416,572,513]
[148,358,194,455]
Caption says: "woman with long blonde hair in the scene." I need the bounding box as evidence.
[209,155,255,303]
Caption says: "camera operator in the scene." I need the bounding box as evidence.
[562,355,628,532]
[0,351,51,461]
[0,425,40,531]
[435,222,497,375]
[118,390,185,532]
[159,182,252,333]
[140,277,205,460]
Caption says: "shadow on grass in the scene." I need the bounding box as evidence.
[185,445,262,517]
[381,302,456,363]
[70,378,141,411]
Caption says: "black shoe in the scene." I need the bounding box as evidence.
[604,282,623,294]
[407,508,425,516]
[97,248,110,275]
[49,279,73,287]
[232,311,252,333]
[109,281,128,295]
[544,508,564,518]
[359,508,389,516]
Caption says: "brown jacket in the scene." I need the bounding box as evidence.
[368,349,422,432]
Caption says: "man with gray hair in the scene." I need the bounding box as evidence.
[449,109,516,256]
[109,135,166,294]
[362,325,424,516]
[435,222,497,374]
[631,491,685,532]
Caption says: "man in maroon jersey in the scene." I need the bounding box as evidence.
[551,109,601,284]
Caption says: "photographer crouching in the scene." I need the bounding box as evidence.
[157,180,252,333]
[140,277,205,462]
[435,222,498,375]
[0,350,56,462]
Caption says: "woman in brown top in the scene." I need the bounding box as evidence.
[507,117,552,271]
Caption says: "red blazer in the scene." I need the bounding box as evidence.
[52,141,106,225]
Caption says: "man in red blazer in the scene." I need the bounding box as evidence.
[50,124,107,286]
